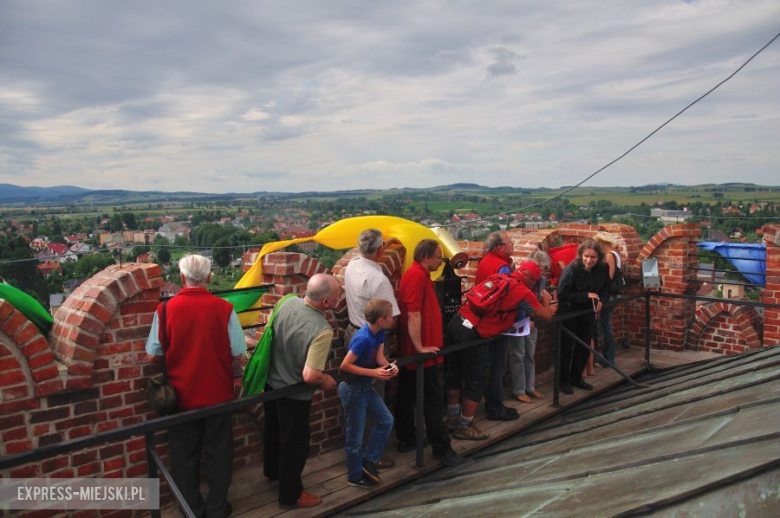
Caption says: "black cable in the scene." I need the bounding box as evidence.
[445,30,780,228]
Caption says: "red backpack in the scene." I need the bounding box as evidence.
[465,274,514,317]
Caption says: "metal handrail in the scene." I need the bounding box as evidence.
[2,290,778,515]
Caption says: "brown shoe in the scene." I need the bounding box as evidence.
[527,390,545,399]
[374,458,396,470]
[295,491,322,508]
[454,422,489,441]
[516,393,532,403]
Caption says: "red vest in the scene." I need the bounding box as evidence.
[159,287,235,410]
[476,251,513,285]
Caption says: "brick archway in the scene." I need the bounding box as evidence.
[0,301,62,405]
[51,263,163,389]
[687,302,762,353]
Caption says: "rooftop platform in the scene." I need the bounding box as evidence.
[169,345,722,517]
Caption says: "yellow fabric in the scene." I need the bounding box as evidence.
[234,215,453,326]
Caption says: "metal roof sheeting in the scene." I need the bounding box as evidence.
[343,346,780,517]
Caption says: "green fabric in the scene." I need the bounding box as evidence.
[218,286,270,313]
[242,294,297,396]
[0,283,53,335]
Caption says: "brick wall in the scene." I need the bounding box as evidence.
[3,222,779,497]
[762,225,780,347]
[1,263,262,499]
[623,224,702,351]
[686,302,762,354]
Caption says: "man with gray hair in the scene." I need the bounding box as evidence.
[471,231,521,423]
[146,254,246,518]
[264,273,341,509]
[344,229,400,344]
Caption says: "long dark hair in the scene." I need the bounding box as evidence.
[577,239,604,264]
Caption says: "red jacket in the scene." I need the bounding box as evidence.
[159,287,235,410]
[476,250,513,285]
[459,277,541,338]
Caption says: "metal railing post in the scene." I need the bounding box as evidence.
[553,322,561,407]
[644,291,652,370]
[145,431,161,518]
[415,359,425,468]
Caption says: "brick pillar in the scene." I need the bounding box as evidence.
[636,224,702,350]
[761,224,780,346]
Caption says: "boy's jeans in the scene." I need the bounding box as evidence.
[338,381,394,482]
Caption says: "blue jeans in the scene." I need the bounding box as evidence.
[599,302,616,364]
[338,381,394,482]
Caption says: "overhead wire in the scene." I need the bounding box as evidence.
[444,30,780,228]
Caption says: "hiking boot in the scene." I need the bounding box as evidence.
[348,476,380,489]
[454,421,489,441]
[362,458,380,483]
[434,448,465,466]
[445,415,459,432]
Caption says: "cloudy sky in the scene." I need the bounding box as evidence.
[1,1,778,193]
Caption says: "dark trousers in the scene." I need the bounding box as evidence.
[484,336,511,416]
[395,363,451,457]
[168,414,234,518]
[560,312,595,385]
[263,386,312,506]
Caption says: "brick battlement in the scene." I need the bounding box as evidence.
[1,222,778,494]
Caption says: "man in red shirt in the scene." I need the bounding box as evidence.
[395,239,462,466]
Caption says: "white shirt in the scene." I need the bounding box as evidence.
[344,255,400,327]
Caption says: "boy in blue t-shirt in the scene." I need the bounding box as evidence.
[339,298,398,489]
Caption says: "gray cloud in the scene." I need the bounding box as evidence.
[1,0,778,192]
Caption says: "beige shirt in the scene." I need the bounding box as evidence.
[304,327,334,370]
[344,255,400,327]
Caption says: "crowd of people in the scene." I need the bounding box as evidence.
[146,227,623,514]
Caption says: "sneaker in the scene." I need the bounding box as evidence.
[348,476,380,489]
[374,458,396,470]
[434,448,465,467]
[454,422,489,441]
[573,380,593,390]
[561,384,574,395]
[362,458,380,483]
[445,415,459,432]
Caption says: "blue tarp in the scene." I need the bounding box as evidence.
[696,242,766,286]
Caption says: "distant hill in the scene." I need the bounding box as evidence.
[0,184,92,201]
[1,182,777,207]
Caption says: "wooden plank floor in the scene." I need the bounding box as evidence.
[163,346,720,518]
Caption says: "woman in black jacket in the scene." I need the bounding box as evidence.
[556,239,610,394]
